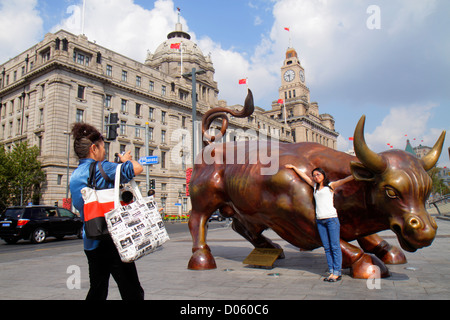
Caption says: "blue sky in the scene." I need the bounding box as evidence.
[1,0,449,167]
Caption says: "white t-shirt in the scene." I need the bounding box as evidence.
[313,184,338,220]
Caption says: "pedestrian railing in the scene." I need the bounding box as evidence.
[430,195,450,218]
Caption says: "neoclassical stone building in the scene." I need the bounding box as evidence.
[0,22,337,215]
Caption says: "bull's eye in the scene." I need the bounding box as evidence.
[386,187,399,199]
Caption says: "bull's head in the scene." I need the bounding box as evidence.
[350,115,446,252]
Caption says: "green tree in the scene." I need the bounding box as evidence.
[428,167,450,197]
[0,142,46,212]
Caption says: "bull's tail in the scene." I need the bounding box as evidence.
[201,89,254,146]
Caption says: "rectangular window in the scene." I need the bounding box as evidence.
[149,81,154,91]
[122,70,128,82]
[41,50,50,63]
[161,85,166,96]
[106,65,112,76]
[161,151,166,169]
[121,99,127,112]
[135,103,141,116]
[149,107,154,120]
[77,85,85,99]
[135,147,140,160]
[73,51,90,66]
[161,130,166,144]
[148,127,154,140]
[76,109,84,123]
[136,76,141,87]
[104,95,112,108]
[39,108,44,124]
[120,120,126,135]
[135,125,140,138]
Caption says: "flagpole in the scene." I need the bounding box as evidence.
[284,27,291,48]
[289,29,292,48]
[180,44,183,77]
[81,0,86,35]
[284,101,287,124]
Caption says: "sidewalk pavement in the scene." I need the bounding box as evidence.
[0,216,449,300]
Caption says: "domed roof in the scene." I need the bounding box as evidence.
[151,22,206,63]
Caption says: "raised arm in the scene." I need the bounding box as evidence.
[285,164,315,188]
[330,175,354,190]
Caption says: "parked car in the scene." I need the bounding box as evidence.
[0,205,83,244]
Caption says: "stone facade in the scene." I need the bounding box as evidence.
[0,28,293,215]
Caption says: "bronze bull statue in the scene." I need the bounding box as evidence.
[187,90,446,279]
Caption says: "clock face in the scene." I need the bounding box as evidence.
[299,70,305,82]
[284,69,295,82]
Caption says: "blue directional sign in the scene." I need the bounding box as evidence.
[138,155,159,165]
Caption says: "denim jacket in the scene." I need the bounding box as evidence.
[69,158,136,250]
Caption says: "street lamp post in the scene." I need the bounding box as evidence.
[63,131,71,199]
[183,67,206,166]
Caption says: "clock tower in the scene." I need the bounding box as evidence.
[264,46,339,150]
[279,47,309,103]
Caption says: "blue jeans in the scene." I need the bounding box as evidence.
[316,218,342,276]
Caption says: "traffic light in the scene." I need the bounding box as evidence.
[106,112,119,140]
[150,179,156,190]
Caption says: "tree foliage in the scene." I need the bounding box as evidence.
[428,166,450,197]
[0,142,46,213]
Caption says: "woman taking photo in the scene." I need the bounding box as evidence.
[285,165,353,282]
[69,123,144,299]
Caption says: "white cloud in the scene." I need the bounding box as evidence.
[364,103,449,168]
[365,103,437,151]
[51,0,181,62]
[0,0,43,62]
[254,16,263,26]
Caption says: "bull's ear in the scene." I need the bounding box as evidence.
[350,161,376,182]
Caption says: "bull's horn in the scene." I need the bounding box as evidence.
[353,115,387,174]
[421,131,446,171]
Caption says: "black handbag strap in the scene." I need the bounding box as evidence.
[87,161,114,189]
[87,161,97,188]
[98,162,114,184]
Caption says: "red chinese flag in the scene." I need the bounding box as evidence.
[284,27,290,31]
[277,99,284,104]
[63,198,72,210]
[186,168,193,196]
[170,43,181,49]
[349,137,354,141]
[239,78,247,84]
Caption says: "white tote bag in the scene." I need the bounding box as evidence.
[104,165,170,263]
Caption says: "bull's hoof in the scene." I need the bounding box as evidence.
[379,245,407,265]
[351,253,390,279]
[188,249,217,270]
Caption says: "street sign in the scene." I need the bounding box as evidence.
[174,203,182,206]
[138,155,159,165]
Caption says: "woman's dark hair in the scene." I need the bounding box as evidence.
[71,123,104,159]
[312,167,332,191]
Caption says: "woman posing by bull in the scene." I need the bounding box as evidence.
[285,165,354,282]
